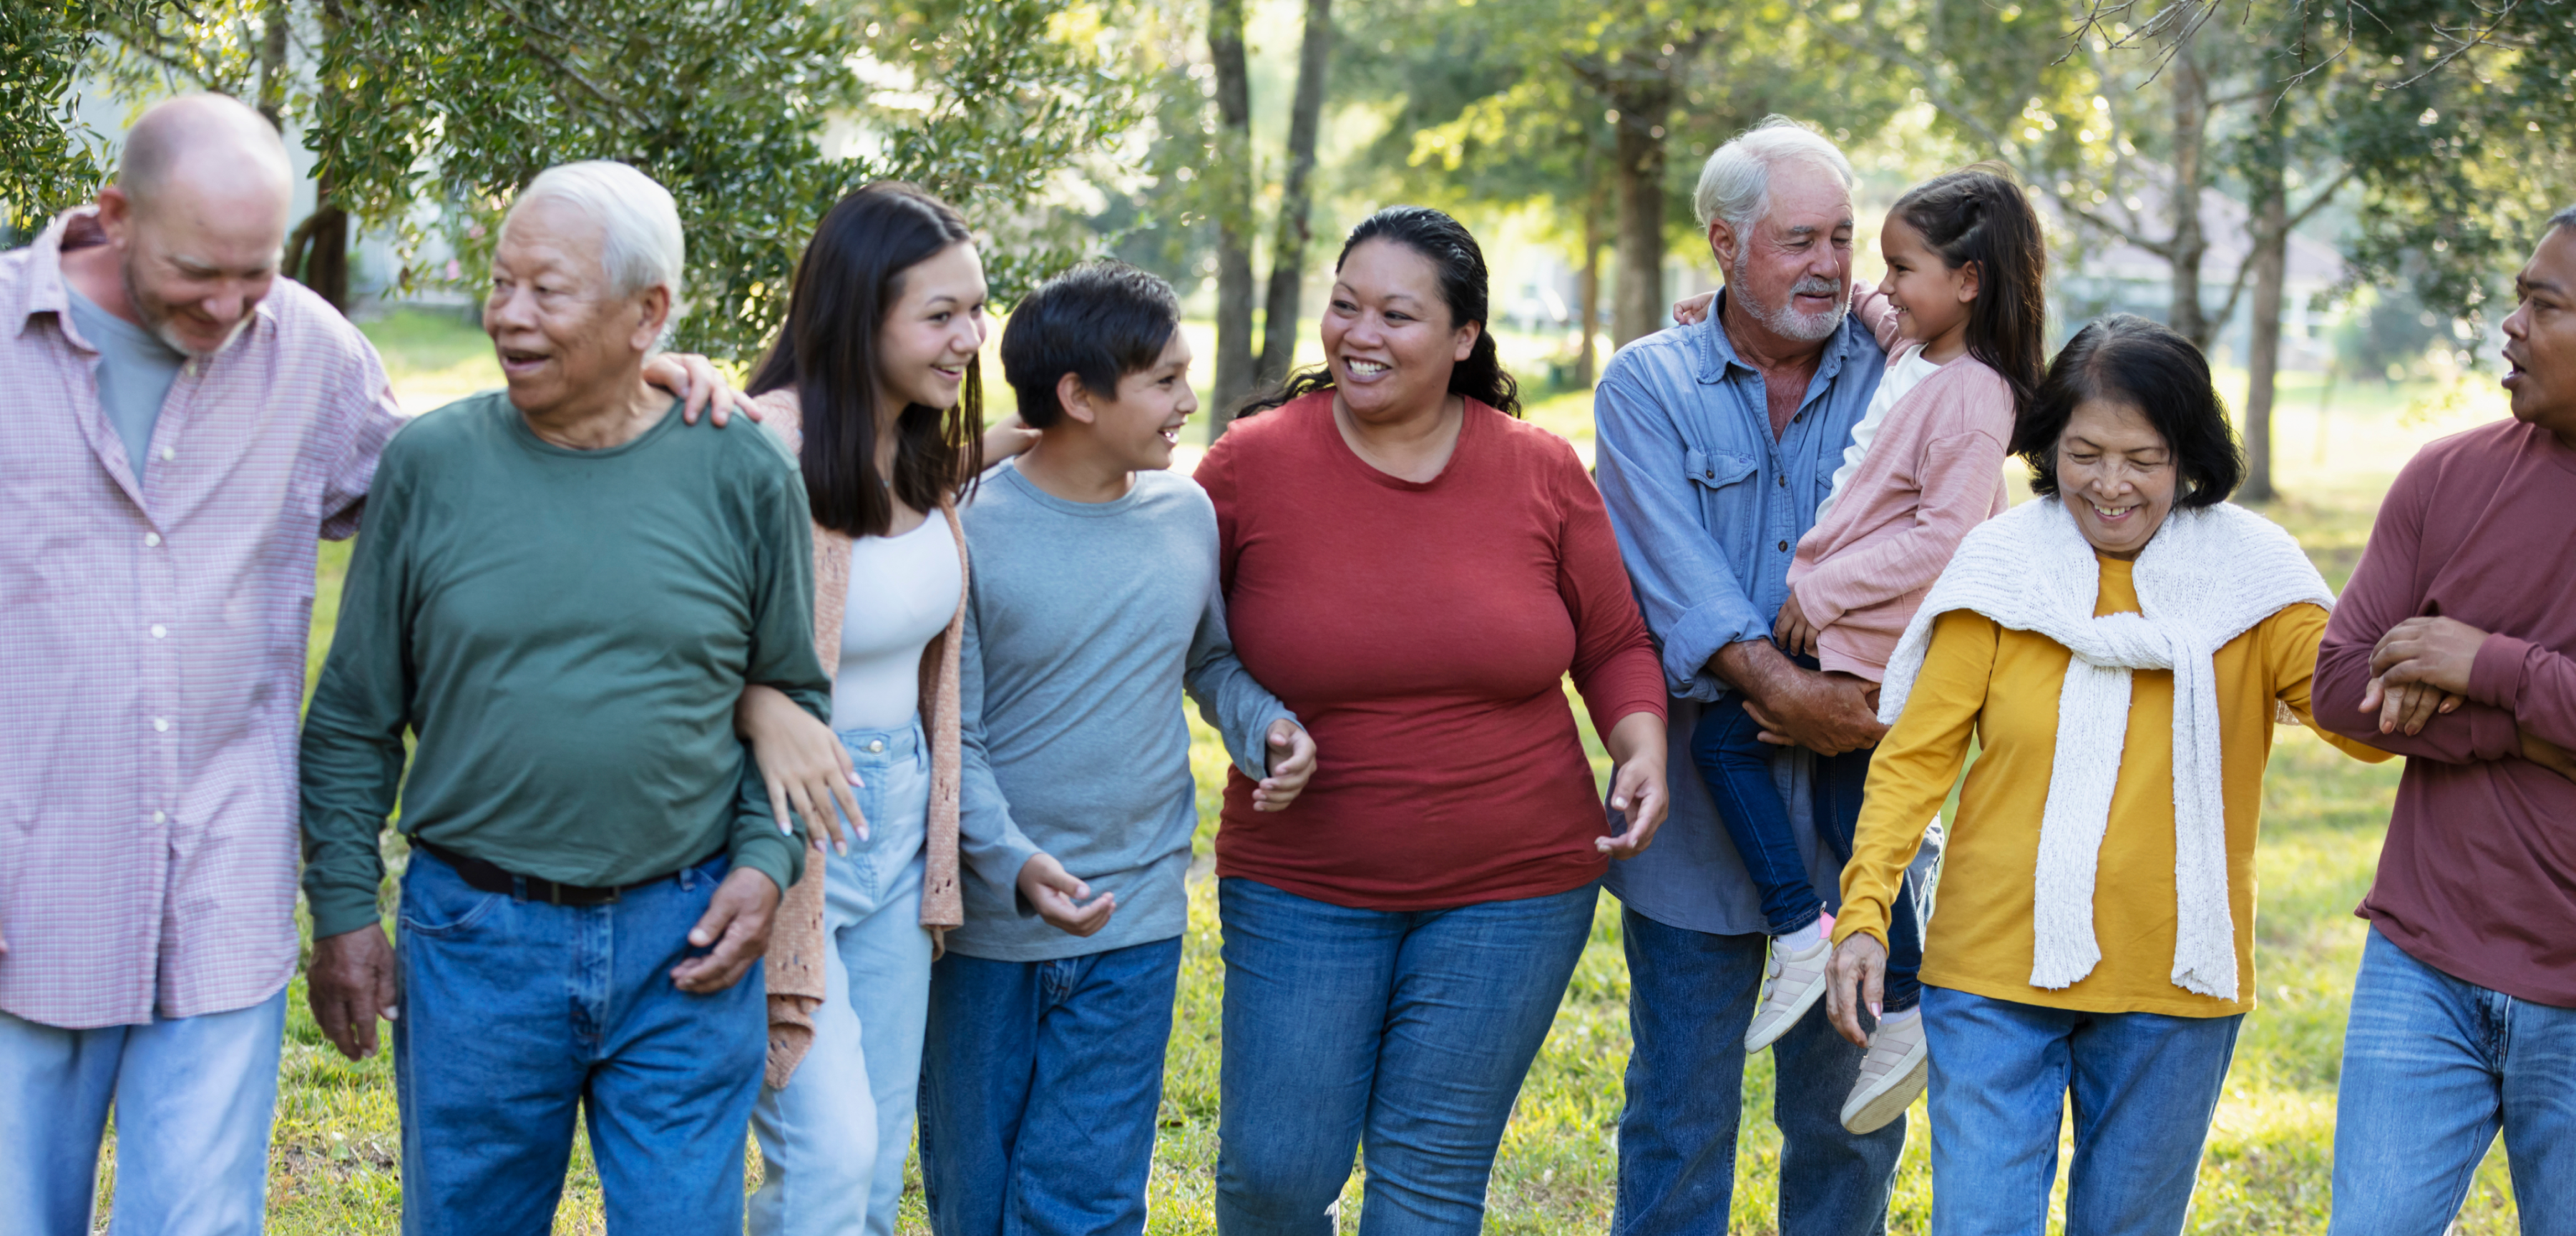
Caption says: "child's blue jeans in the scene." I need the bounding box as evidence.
[1688,679,1921,1011]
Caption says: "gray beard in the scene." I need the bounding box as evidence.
[125,261,251,359]
[1729,257,1847,343]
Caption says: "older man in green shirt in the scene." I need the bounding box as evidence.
[299,160,828,1235]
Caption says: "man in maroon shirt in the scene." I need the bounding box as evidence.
[2312,207,2576,1232]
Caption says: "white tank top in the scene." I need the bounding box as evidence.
[831,510,961,731]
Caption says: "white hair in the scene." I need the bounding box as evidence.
[506,160,686,311]
[2555,203,2576,232]
[1692,116,1858,235]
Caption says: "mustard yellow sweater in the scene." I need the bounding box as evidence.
[1832,555,2391,1016]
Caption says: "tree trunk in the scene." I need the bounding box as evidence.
[256,0,291,131]
[2164,35,2210,348]
[1205,0,1257,439]
[284,192,351,313]
[1575,188,1604,388]
[1256,0,1332,390]
[2240,121,2289,504]
[1609,82,1672,348]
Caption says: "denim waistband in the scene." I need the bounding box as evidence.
[836,717,926,765]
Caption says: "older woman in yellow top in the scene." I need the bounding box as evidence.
[1823,314,2391,1236]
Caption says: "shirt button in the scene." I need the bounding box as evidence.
[1778,540,1790,551]
[150,624,167,638]
[866,739,886,753]
[144,532,162,548]
[1703,468,1714,479]
[152,810,167,824]
[1777,474,1786,486]
[160,446,175,462]
[152,717,170,732]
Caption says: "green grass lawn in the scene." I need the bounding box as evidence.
[120,309,2524,1232]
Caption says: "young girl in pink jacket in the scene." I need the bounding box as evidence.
[1677,166,2046,1133]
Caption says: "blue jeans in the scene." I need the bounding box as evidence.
[1214,876,1599,1236]
[752,720,935,1236]
[393,845,766,1236]
[918,937,1184,1236]
[1920,985,2241,1236]
[1689,692,1919,1011]
[0,989,285,1236]
[2328,926,2576,1235]
[1614,907,1903,1236]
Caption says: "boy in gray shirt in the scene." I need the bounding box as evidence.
[919,263,1314,1236]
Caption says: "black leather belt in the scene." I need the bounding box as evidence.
[416,840,713,906]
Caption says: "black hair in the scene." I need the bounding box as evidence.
[748,182,984,538]
[1892,165,2047,421]
[1241,205,1521,418]
[2013,313,2245,509]
[998,260,1181,429]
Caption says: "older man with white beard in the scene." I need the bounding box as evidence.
[1591,117,1913,1236]
[0,94,751,1236]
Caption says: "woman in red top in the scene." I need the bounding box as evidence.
[1195,205,1669,1235]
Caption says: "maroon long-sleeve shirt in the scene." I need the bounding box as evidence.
[2314,418,2576,1007]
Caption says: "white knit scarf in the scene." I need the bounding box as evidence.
[1875,496,2330,1001]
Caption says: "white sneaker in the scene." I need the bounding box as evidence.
[1839,1011,1930,1134]
[1743,933,1833,1051]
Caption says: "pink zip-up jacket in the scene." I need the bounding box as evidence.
[1785,290,2014,681]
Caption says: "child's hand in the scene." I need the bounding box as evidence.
[1775,591,1821,659]
[1671,290,1717,326]
[1018,853,1115,937]
[1252,720,1316,813]
[738,684,863,853]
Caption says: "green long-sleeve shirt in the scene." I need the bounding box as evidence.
[299,391,828,939]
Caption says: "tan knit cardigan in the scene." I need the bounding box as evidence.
[756,390,969,1087]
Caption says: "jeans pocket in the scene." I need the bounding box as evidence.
[399,866,504,938]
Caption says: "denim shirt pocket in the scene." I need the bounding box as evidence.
[1684,447,1762,574]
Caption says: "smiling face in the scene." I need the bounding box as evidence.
[2502,225,2576,443]
[1321,238,1479,425]
[1073,328,1197,472]
[1710,160,1854,344]
[877,241,989,416]
[99,171,291,358]
[1878,212,1977,348]
[2057,397,2180,559]
[483,197,668,416]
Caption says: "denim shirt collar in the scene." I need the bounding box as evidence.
[1690,288,1869,403]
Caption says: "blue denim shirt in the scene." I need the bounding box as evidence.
[1594,295,1897,936]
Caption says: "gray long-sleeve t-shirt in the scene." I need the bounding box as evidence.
[947,461,1292,961]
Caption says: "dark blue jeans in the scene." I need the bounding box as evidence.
[1689,692,1921,1011]
[2329,927,2576,1235]
[1214,876,1599,1236]
[392,847,766,1236]
[917,937,1184,1236]
[1614,907,1905,1236]
[1921,985,2241,1236]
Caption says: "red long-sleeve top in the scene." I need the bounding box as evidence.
[1196,392,1667,910]
[2313,418,2576,1006]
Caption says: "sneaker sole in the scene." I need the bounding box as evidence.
[1839,1045,1929,1134]
[1743,966,1832,1052]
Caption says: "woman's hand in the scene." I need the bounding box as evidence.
[1775,591,1820,659]
[1251,720,1317,812]
[644,353,761,426]
[1825,931,1888,1047]
[1019,853,1116,937]
[1672,290,1717,326]
[981,413,1040,464]
[1596,712,1671,859]
[736,685,863,853]
[2358,675,2464,736]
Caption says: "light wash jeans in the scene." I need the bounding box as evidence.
[394,846,765,1236]
[2328,926,2576,1235]
[752,719,935,1236]
[919,937,1185,1236]
[0,988,286,1236]
[1214,876,1599,1236]
[1920,984,2242,1236]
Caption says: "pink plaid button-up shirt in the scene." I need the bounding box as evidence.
[0,211,404,1029]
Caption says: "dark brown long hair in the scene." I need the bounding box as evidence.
[749,182,984,537]
[1892,165,2047,423]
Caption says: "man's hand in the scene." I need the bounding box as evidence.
[2522,727,2576,783]
[739,684,864,853]
[1824,931,1888,1047]
[1596,712,1671,859]
[1719,639,1886,755]
[645,353,759,427]
[671,868,781,994]
[310,925,399,1060]
[1019,853,1115,937]
[1251,720,1317,813]
[1775,591,1820,660]
[2370,616,2489,698]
